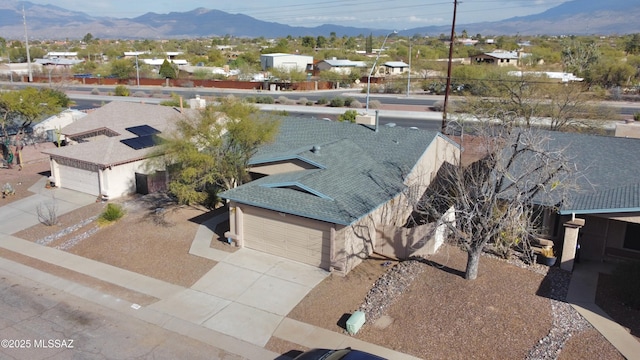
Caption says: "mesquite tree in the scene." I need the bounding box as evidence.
[415,118,576,280]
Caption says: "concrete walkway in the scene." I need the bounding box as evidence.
[0,182,421,359]
[567,261,640,359]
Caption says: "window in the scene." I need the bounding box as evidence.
[623,222,640,251]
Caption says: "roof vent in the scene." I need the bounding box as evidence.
[311,145,321,154]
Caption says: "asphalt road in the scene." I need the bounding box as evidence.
[0,265,246,360]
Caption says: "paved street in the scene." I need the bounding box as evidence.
[0,265,246,360]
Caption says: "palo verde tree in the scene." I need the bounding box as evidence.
[0,87,70,142]
[157,98,280,208]
[413,116,577,280]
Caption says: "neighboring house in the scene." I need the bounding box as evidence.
[0,63,43,77]
[44,52,78,60]
[523,132,640,266]
[42,102,192,199]
[33,109,87,142]
[315,58,367,75]
[471,51,520,67]
[381,61,409,75]
[508,71,584,83]
[34,58,85,68]
[180,65,240,78]
[260,53,313,72]
[220,118,460,274]
[141,58,188,66]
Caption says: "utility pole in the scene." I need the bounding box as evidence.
[407,41,411,97]
[441,0,458,132]
[22,6,33,83]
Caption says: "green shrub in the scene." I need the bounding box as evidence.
[634,112,640,121]
[90,88,100,95]
[256,96,274,104]
[98,203,125,225]
[329,97,345,107]
[337,109,358,123]
[316,97,328,105]
[612,260,640,309]
[244,96,256,103]
[297,97,308,105]
[306,101,314,106]
[344,97,355,107]
[114,85,130,97]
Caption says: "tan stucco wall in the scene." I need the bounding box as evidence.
[250,159,319,176]
[333,136,460,274]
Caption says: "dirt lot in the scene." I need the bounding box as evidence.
[0,144,633,360]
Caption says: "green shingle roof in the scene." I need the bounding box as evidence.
[533,131,640,215]
[220,117,445,225]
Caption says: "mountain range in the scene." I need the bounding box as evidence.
[0,0,638,40]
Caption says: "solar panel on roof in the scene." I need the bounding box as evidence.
[125,125,161,137]
[120,134,162,150]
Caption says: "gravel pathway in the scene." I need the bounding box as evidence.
[35,215,98,246]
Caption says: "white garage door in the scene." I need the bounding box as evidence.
[243,206,331,269]
[58,164,100,196]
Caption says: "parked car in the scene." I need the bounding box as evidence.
[293,347,386,360]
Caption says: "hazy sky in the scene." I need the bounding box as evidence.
[30,0,569,29]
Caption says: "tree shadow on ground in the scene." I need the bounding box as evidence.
[412,257,466,278]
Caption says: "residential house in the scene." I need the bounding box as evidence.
[315,58,367,75]
[220,118,460,274]
[471,51,520,67]
[42,102,192,199]
[513,132,640,269]
[381,61,409,75]
[260,53,314,72]
[44,52,79,60]
[33,109,87,143]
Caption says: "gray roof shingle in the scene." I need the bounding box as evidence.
[533,131,640,214]
[220,118,444,225]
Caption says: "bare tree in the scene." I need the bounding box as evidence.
[456,73,615,132]
[413,119,576,280]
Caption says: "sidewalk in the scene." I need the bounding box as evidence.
[567,260,640,359]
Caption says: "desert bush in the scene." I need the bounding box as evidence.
[114,85,130,97]
[316,97,328,105]
[634,112,640,121]
[349,100,363,109]
[337,109,358,123]
[297,97,308,105]
[343,97,355,107]
[306,101,314,106]
[329,97,345,107]
[277,96,289,103]
[90,88,100,95]
[98,203,125,225]
[132,91,147,97]
[431,100,444,112]
[368,100,382,109]
[256,96,274,104]
[37,201,58,226]
[244,96,257,103]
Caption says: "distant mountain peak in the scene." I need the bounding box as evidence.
[0,0,637,39]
